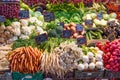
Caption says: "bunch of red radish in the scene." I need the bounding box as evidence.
[96,39,120,72]
[22,0,46,6]
[0,3,20,18]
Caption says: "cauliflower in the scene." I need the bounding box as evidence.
[29,17,38,24]
[29,25,35,30]
[36,26,44,34]
[11,22,20,28]
[36,20,43,26]
[20,19,28,26]
[19,34,29,39]
[13,28,21,36]
[21,26,32,35]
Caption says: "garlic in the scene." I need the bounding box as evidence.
[97,50,103,55]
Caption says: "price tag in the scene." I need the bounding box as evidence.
[57,22,64,27]
[85,20,93,25]
[18,10,29,19]
[43,12,55,22]
[62,30,72,38]
[108,32,116,42]
[1,0,20,2]
[0,16,5,22]
[50,12,55,21]
[97,13,103,20]
[76,24,83,32]
[35,33,48,45]
[35,7,43,13]
[77,37,87,45]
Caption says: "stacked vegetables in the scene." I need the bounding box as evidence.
[0,45,12,71]
[63,22,84,39]
[77,46,104,71]
[0,11,45,45]
[9,46,43,73]
[82,12,117,29]
[41,42,83,78]
[96,39,120,72]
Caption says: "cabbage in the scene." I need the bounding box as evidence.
[103,14,109,20]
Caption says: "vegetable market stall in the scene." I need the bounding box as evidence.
[0,0,120,80]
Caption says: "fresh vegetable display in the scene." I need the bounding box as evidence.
[9,46,43,73]
[0,45,12,71]
[82,12,118,29]
[0,11,45,45]
[63,22,84,39]
[41,42,83,78]
[86,29,103,40]
[0,0,120,79]
[96,39,120,72]
[77,46,104,71]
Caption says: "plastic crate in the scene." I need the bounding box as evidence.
[12,72,43,80]
[75,70,104,79]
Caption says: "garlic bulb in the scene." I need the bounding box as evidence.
[89,63,95,70]
[82,56,89,63]
[87,52,94,59]
[77,64,84,71]
[96,61,103,69]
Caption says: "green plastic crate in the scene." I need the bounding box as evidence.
[12,72,43,80]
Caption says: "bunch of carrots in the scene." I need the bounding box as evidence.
[106,3,120,19]
[9,46,43,74]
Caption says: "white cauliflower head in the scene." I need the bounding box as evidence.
[11,22,20,28]
[20,19,28,26]
[29,17,38,24]
[21,26,32,35]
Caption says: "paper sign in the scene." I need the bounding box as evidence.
[85,20,93,25]
[57,22,64,27]
[97,13,103,20]
[108,32,116,42]
[0,16,5,22]
[62,30,72,38]
[35,7,43,13]
[76,24,83,32]
[1,0,20,2]
[43,12,55,22]
[77,37,87,45]
[35,33,48,45]
[18,10,29,19]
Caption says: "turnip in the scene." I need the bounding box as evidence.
[89,63,95,70]
[82,55,89,63]
[77,64,85,71]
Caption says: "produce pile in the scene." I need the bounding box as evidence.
[9,46,43,73]
[63,22,84,39]
[0,11,45,45]
[96,39,120,72]
[77,46,104,71]
[0,45,12,71]
[0,0,120,79]
[41,42,83,78]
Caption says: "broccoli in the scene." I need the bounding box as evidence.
[56,26,63,36]
[48,29,58,37]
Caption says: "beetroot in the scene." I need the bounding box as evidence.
[96,39,120,72]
